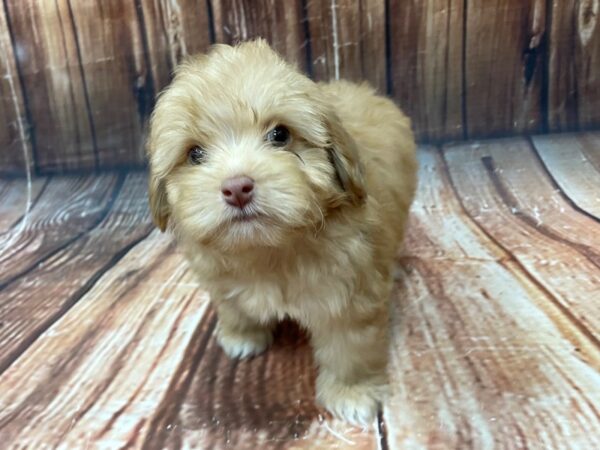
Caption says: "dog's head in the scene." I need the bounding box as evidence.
[147,39,365,251]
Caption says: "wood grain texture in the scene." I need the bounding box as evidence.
[306,0,386,93]
[212,0,309,72]
[0,173,153,373]
[140,0,212,92]
[0,181,377,449]
[547,0,600,131]
[0,175,119,288]
[444,138,600,344]
[2,1,600,174]
[464,0,546,138]
[0,3,30,175]
[65,1,153,170]
[0,231,212,448]
[384,147,600,449]
[3,0,97,173]
[0,177,47,234]
[158,320,378,449]
[1,137,600,447]
[388,0,464,141]
[5,0,153,173]
[532,132,600,219]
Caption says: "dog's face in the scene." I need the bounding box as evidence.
[147,40,365,251]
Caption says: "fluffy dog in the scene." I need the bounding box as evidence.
[147,39,417,425]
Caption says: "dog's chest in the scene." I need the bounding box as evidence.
[220,254,354,325]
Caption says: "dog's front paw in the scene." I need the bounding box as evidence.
[216,326,273,359]
[316,375,386,426]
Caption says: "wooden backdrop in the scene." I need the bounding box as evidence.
[0,0,599,175]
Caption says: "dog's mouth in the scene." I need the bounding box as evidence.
[232,212,259,222]
[228,209,264,224]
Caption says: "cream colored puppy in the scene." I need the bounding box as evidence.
[147,39,417,425]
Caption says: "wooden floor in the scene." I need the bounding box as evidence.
[0,133,599,449]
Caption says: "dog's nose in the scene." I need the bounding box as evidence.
[221,176,255,208]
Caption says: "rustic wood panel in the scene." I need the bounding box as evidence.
[358,0,386,94]
[158,319,378,449]
[0,186,378,449]
[64,1,153,170]
[0,174,153,373]
[2,1,600,173]
[211,0,308,73]
[388,0,465,141]
[532,132,600,219]
[0,177,47,234]
[3,0,96,173]
[464,0,546,138]
[0,175,119,287]
[306,0,386,93]
[1,137,600,447]
[5,1,153,173]
[547,0,600,131]
[0,4,30,174]
[384,147,600,448]
[444,138,600,343]
[0,231,212,447]
[139,0,212,92]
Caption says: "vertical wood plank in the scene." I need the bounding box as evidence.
[5,1,154,173]
[0,3,30,174]
[139,0,212,92]
[66,1,153,170]
[211,0,308,73]
[547,0,600,131]
[464,0,546,138]
[388,0,465,141]
[4,0,96,173]
[358,0,387,93]
[306,0,386,93]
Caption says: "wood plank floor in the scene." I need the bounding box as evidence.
[0,133,599,449]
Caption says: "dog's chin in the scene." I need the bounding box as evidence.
[197,211,298,252]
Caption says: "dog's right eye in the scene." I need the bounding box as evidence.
[188,146,206,165]
[267,125,290,147]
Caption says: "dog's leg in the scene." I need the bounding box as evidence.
[310,302,389,426]
[215,301,274,359]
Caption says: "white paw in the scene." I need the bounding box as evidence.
[217,327,273,359]
[317,376,386,426]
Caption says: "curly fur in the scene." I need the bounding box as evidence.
[146,39,417,425]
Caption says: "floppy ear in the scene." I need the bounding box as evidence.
[144,110,170,232]
[326,114,367,206]
[146,119,170,232]
[148,172,170,232]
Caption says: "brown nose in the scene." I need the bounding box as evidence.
[221,176,255,209]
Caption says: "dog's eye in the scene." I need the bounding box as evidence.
[188,146,206,165]
[267,125,290,147]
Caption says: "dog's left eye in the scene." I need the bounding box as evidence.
[266,125,290,147]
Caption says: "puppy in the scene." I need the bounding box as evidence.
[146,39,417,425]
